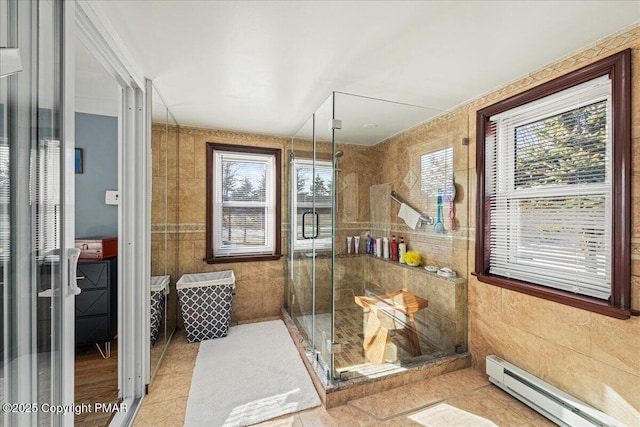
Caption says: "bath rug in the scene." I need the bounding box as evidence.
[184,319,320,427]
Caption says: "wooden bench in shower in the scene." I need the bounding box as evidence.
[355,290,428,365]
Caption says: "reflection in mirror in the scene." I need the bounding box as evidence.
[74,32,121,426]
[150,84,178,379]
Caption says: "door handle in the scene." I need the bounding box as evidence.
[302,210,313,239]
[67,248,82,296]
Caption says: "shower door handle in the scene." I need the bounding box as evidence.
[302,210,320,239]
[302,210,313,239]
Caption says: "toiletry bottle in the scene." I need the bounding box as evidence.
[398,236,406,263]
[383,237,389,259]
[347,236,353,254]
[372,239,377,257]
[390,235,398,261]
[375,238,382,257]
[365,236,372,254]
[354,236,360,254]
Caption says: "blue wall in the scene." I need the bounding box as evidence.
[75,112,118,238]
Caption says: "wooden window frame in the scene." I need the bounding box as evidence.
[205,142,282,264]
[474,49,634,319]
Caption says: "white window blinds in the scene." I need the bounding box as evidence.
[213,150,276,256]
[33,139,60,258]
[486,76,612,300]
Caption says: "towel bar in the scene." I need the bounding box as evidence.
[390,191,434,225]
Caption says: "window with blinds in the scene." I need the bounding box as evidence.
[206,144,282,261]
[33,139,61,258]
[476,50,632,318]
[292,159,332,250]
[486,76,612,300]
[421,147,453,197]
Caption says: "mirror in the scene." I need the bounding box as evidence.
[150,84,178,378]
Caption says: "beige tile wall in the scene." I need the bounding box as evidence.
[368,112,470,277]
[152,126,290,325]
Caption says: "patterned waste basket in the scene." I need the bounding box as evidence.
[177,271,235,343]
[150,275,170,347]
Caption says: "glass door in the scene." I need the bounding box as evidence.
[288,95,336,380]
[1,1,72,425]
[289,115,317,364]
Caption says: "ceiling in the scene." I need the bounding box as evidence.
[89,1,639,142]
[75,36,119,117]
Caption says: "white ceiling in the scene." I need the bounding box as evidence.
[90,1,640,141]
[75,36,119,117]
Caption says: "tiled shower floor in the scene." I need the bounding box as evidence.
[133,327,555,427]
[298,307,448,380]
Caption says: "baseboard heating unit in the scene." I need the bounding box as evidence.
[486,355,626,427]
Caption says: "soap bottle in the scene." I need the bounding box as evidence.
[390,235,398,261]
[398,236,407,263]
[383,237,389,259]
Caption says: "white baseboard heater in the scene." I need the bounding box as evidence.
[486,355,626,427]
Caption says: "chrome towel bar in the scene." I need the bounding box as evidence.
[390,191,434,225]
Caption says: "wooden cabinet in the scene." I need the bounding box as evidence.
[76,258,117,346]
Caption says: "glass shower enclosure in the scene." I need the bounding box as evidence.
[286,92,467,383]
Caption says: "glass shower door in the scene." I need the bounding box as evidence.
[289,115,319,366]
[288,95,336,380]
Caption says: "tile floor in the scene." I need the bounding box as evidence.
[133,328,556,426]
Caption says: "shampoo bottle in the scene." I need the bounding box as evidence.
[383,237,390,259]
[390,235,398,261]
[375,238,382,257]
[398,236,407,263]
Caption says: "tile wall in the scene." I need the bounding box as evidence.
[151,125,290,325]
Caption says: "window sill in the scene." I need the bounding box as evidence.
[472,272,632,320]
[204,254,282,264]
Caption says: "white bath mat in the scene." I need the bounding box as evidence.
[184,320,321,427]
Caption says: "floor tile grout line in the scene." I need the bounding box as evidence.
[346,383,493,422]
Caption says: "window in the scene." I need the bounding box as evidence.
[475,50,632,319]
[206,143,281,263]
[421,147,453,197]
[292,159,332,250]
